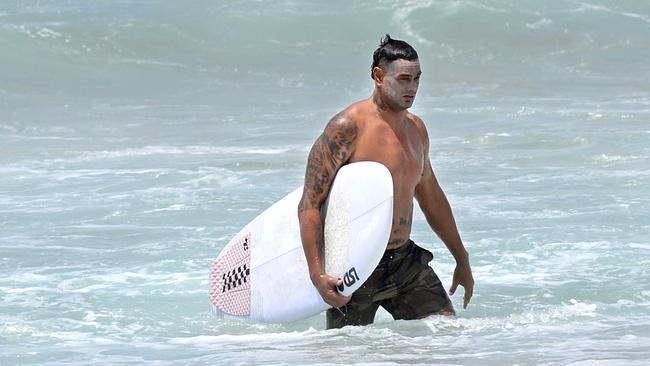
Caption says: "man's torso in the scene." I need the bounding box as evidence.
[343,99,426,249]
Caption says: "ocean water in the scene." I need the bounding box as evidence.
[1,0,649,365]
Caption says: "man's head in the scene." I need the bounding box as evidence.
[371,34,421,111]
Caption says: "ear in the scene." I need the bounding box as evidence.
[372,66,384,86]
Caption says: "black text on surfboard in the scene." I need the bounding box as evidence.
[337,267,360,292]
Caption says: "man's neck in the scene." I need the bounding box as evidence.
[371,91,406,126]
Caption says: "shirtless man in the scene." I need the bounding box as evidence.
[298,35,474,329]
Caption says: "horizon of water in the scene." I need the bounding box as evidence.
[1,1,649,365]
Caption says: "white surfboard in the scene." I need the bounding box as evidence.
[209,161,393,323]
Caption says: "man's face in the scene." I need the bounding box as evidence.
[380,59,421,110]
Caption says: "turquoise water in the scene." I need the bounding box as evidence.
[1,1,649,365]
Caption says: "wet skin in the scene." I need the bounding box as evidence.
[298,59,474,310]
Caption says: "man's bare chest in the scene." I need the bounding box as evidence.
[351,123,424,185]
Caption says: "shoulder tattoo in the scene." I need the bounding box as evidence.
[300,115,358,211]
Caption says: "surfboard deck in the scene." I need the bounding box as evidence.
[209,161,393,323]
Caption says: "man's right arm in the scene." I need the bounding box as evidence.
[298,112,358,308]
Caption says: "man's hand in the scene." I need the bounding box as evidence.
[449,261,474,309]
[311,273,352,308]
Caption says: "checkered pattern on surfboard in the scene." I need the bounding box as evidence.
[209,234,251,316]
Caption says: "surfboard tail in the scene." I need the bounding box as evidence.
[209,233,252,317]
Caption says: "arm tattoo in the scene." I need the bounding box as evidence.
[326,123,358,165]
[299,114,358,213]
[302,138,330,208]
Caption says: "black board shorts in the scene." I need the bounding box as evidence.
[326,240,453,329]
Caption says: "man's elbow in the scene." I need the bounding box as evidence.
[297,195,321,221]
[297,197,311,223]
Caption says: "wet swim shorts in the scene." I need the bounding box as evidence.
[326,240,453,329]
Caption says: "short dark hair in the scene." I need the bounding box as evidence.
[371,34,418,79]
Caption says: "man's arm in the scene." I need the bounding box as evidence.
[298,112,358,308]
[413,118,474,309]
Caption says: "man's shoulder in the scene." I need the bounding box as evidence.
[406,111,426,129]
[343,99,373,120]
[406,111,430,146]
[326,99,369,129]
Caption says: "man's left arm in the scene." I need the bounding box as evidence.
[412,117,474,309]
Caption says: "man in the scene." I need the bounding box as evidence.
[298,34,474,329]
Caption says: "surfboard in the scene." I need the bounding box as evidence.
[209,161,393,323]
